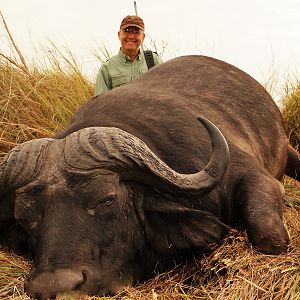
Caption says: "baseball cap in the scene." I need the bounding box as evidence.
[120,15,145,31]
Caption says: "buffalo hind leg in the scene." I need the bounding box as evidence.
[285,144,300,181]
[235,173,289,254]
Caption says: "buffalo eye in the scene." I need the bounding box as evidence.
[101,193,116,205]
[95,192,117,206]
[86,192,117,216]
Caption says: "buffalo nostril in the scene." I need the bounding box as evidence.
[54,269,85,291]
[32,293,56,300]
[74,270,88,291]
[30,292,56,300]
[33,293,42,300]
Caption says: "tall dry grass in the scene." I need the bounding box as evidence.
[0,12,299,300]
[281,82,300,150]
[0,11,93,158]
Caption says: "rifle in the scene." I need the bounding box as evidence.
[134,1,155,69]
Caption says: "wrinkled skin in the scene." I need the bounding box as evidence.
[0,55,300,299]
[18,170,146,296]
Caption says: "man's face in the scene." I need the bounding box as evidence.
[118,26,145,54]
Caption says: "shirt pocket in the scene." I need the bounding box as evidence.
[111,73,130,88]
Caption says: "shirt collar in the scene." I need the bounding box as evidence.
[119,49,142,62]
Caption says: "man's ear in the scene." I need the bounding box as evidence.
[144,198,229,254]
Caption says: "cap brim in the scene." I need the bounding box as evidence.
[121,24,144,30]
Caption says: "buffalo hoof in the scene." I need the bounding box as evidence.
[252,234,289,255]
[247,220,290,255]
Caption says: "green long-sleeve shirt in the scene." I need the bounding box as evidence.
[94,49,162,96]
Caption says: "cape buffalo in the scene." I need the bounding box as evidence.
[0,55,299,299]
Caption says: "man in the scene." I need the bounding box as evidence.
[94,15,162,96]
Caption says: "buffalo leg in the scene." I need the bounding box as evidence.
[235,173,289,254]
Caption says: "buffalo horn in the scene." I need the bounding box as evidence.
[0,139,54,191]
[62,117,229,195]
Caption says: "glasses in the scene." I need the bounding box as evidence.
[122,28,143,35]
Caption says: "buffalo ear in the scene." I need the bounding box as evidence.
[0,191,15,233]
[0,191,30,255]
[144,199,229,255]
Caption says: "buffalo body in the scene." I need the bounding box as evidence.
[0,55,299,299]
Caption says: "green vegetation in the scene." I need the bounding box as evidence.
[0,13,299,300]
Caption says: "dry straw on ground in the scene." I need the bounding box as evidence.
[0,12,300,300]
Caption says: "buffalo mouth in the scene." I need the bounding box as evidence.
[24,266,129,299]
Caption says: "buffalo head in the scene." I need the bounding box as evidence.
[0,117,229,299]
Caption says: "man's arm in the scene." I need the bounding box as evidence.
[94,64,112,96]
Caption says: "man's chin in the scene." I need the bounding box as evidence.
[124,43,139,49]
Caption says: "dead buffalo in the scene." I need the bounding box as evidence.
[0,55,299,299]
